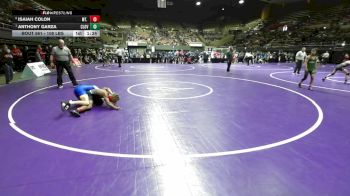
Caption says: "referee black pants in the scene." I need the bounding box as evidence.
[294,60,303,74]
[117,56,122,67]
[246,57,253,66]
[56,61,78,86]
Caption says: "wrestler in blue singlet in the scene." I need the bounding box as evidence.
[73,85,98,98]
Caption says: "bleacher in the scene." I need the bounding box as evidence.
[0,0,349,50]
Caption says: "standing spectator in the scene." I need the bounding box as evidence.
[50,39,78,89]
[11,45,22,71]
[226,46,234,72]
[97,49,103,63]
[321,51,330,64]
[244,52,253,66]
[116,47,124,67]
[77,48,82,62]
[203,52,209,63]
[22,46,29,64]
[1,45,14,84]
[233,51,238,63]
[35,45,46,62]
[44,46,51,66]
[294,47,306,75]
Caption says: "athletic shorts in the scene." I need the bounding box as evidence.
[305,70,316,75]
[74,85,98,98]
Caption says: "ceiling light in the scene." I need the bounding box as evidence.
[196,1,201,6]
[239,0,244,4]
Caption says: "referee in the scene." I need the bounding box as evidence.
[293,47,306,75]
[50,39,78,88]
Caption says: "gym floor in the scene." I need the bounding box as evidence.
[0,62,349,195]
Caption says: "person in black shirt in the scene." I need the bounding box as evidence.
[44,46,51,66]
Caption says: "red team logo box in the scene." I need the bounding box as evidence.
[90,15,100,23]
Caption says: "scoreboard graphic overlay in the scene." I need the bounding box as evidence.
[12,10,101,37]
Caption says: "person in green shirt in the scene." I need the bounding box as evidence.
[298,48,319,90]
[226,46,234,72]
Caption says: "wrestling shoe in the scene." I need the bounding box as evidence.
[70,110,81,117]
[61,101,71,111]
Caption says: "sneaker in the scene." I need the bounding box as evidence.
[61,101,71,111]
[58,85,63,89]
[322,78,326,82]
[308,86,313,91]
[70,110,81,117]
[298,83,302,88]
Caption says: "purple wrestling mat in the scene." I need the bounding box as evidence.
[0,63,349,195]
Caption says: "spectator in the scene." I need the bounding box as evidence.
[244,52,254,66]
[116,47,124,67]
[35,45,45,62]
[226,46,234,72]
[11,45,22,71]
[22,46,29,64]
[1,45,14,84]
[44,46,51,66]
[321,51,330,64]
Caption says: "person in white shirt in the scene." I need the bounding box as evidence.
[244,52,253,66]
[116,47,124,67]
[294,47,306,74]
[321,51,330,64]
